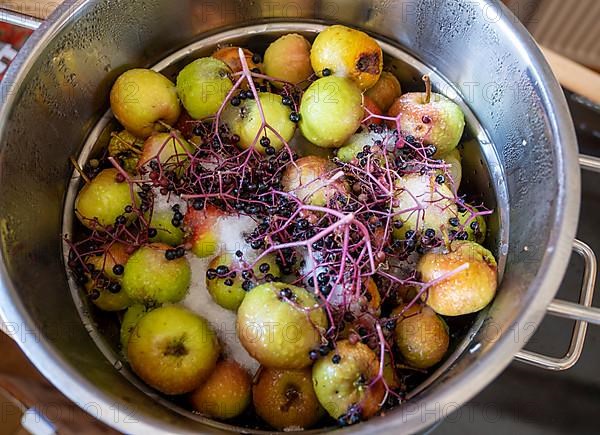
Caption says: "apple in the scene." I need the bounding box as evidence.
[176,57,233,120]
[120,304,149,350]
[387,76,465,157]
[222,92,296,154]
[440,147,462,191]
[417,240,498,316]
[299,76,363,148]
[253,367,325,430]
[110,69,181,139]
[148,207,185,247]
[189,359,252,420]
[392,172,457,239]
[75,168,137,230]
[212,46,260,75]
[365,71,402,111]
[336,129,389,163]
[281,155,348,206]
[122,243,191,304]
[311,25,383,90]
[137,132,194,173]
[206,252,281,311]
[264,34,313,89]
[108,130,144,173]
[237,282,327,369]
[392,303,449,369]
[183,205,225,258]
[84,242,132,312]
[127,305,220,395]
[312,340,385,421]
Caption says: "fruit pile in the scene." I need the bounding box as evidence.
[66,25,498,430]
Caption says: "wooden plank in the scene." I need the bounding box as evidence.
[0,0,60,19]
[541,46,600,105]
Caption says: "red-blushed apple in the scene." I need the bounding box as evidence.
[264,34,313,89]
[387,76,465,156]
[183,205,225,258]
[189,359,252,419]
[281,155,349,206]
[365,71,402,112]
[253,367,325,430]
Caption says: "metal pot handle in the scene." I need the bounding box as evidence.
[515,238,598,370]
[0,8,43,30]
[515,154,600,370]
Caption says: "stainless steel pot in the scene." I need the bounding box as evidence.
[0,0,598,433]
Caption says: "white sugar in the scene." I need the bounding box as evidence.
[181,213,260,375]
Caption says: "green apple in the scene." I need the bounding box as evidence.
[108,130,143,173]
[237,282,327,369]
[264,34,313,89]
[110,69,181,139]
[281,155,348,206]
[148,208,185,247]
[455,205,487,244]
[440,148,462,190]
[206,252,281,311]
[84,242,132,312]
[417,240,498,316]
[393,303,449,369]
[177,57,233,120]
[253,367,325,430]
[120,304,149,350]
[183,205,225,258]
[312,340,385,420]
[311,25,383,91]
[222,92,296,154]
[336,129,388,163]
[127,305,220,395]
[189,359,252,420]
[392,172,457,239]
[75,168,137,230]
[122,243,191,304]
[299,76,363,148]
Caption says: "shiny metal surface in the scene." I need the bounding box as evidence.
[515,239,597,370]
[0,9,42,30]
[0,0,580,434]
[579,154,600,173]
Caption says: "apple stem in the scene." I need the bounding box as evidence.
[110,132,142,155]
[69,156,91,184]
[423,75,432,104]
[157,120,174,131]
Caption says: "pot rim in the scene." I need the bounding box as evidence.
[0,0,580,433]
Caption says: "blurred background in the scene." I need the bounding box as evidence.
[0,1,598,434]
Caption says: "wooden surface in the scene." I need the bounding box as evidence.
[0,333,118,434]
